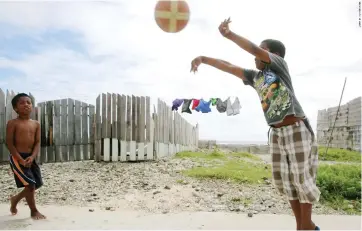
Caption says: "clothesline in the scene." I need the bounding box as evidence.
[172,97,241,116]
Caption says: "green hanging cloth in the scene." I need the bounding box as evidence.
[210,98,218,106]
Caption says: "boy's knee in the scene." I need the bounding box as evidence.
[24,185,36,192]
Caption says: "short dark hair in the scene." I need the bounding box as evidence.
[11,93,32,109]
[261,39,286,58]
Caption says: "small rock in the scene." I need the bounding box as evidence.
[105,207,111,210]
[217,193,224,197]
[247,212,253,217]
[192,192,199,197]
[162,210,169,214]
[153,191,161,195]
[89,209,94,212]
[69,179,75,182]
[91,193,97,197]
[164,185,171,190]
[195,188,200,192]
[192,185,197,188]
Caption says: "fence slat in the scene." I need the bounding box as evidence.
[68,99,75,161]
[39,102,47,164]
[60,99,68,162]
[54,100,61,162]
[103,93,111,162]
[130,95,136,161]
[5,90,12,125]
[138,96,145,160]
[82,102,89,160]
[89,104,95,160]
[10,91,17,119]
[107,93,112,138]
[120,95,127,161]
[111,94,118,162]
[126,95,131,161]
[0,89,6,161]
[74,100,81,161]
[146,97,153,160]
[46,101,55,163]
[95,95,101,161]
[29,93,36,120]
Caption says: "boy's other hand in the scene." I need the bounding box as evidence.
[24,156,34,167]
[190,56,203,73]
[18,158,27,167]
[218,17,232,37]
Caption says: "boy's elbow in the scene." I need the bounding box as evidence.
[256,49,271,63]
[229,65,245,78]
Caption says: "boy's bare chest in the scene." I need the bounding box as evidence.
[15,123,37,137]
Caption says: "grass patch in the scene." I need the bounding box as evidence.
[177,151,361,214]
[318,147,361,162]
[183,160,271,184]
[317,163,361,214]
[229,152,262,161]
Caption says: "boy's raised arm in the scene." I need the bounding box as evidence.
[6,120,25,165]
[218,18,270,63]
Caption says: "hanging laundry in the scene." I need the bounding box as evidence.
[226,97,241,116]
[231,97,241,115]
[172,98,184,111]
[226,97,233,116]
[182,99,192,114]
[216,98,228,113]
[195,99,211,113]
[192,99,200,111]
[210,98,218,106]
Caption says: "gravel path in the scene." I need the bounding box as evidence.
[0,156,345,216]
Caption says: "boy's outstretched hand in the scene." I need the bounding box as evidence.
[190,56,203,73]
[218,17,231,37]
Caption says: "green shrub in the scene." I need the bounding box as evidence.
[317,164,361,214]
[318,147,361,162]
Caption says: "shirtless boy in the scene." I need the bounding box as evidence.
[6,93,46,220]
[190,18,320,230]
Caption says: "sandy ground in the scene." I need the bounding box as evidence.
[0,204,361,230]
[1,156,344,216]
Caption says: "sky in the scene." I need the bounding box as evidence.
[0,0,361,143]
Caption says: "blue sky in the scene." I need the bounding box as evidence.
[0,0,361,141]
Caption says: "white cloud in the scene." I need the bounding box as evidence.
[0,0,361,142]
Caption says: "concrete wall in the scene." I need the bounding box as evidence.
[317,97,361,152]
[198,140,217,149]
[198,140,270,154]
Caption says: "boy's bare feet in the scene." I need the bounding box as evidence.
[31,211,46,220]
[9,196,18,215]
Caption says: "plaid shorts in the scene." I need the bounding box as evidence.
[270,120,320,204]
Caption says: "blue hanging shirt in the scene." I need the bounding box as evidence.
[195,99,211,113]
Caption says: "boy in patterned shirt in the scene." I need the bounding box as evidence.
[190,18,320,231]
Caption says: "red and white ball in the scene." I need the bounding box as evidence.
[154,0,190,33]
